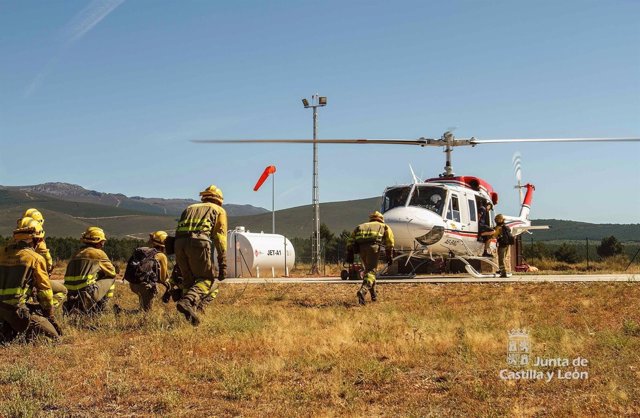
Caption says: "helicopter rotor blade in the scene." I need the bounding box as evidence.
[191,138,435,145]
[469,137,640,144]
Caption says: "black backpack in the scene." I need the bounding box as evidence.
[124,247,160,284]
[498,225,515,246]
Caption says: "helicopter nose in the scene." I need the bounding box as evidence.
[383,207,446,249]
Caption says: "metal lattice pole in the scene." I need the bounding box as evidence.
[303,94,326,274]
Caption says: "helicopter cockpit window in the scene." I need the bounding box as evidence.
[408,186,446,215]
[446,194,461,222]
[382,186,411,212]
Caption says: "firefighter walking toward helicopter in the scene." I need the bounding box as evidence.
[173,185,227,326]
[348,211,395,305]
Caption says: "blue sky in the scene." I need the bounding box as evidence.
[1,0,638,223]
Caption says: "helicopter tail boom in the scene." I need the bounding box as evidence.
[518,183,535,220]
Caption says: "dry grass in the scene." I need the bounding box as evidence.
[1,279,639,417]
[530,255,639,274]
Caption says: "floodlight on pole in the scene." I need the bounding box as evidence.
[303,94,327,274]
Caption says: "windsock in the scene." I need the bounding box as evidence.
[253,165,276,191]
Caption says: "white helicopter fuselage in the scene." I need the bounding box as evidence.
[380,176,534,257]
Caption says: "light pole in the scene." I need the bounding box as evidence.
[302,94,327,274]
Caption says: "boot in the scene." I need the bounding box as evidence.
[177,300,201,326]
[357,292,366,305]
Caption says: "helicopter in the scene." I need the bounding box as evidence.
[193,132,640,278]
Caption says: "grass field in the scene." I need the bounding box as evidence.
[1,277,639,417]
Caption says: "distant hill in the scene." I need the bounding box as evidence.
[229,197,382,238]
[527,219,640,242]
[229,201,639,243]
[6,183,268,217]
[1,185,637,243]
[0,188,177,239]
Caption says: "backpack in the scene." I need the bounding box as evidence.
[124,247,160,284]
[498,225,515,246]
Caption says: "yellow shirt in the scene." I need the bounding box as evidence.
[351,220,395,248]
[0,241,53,309]
[64,246,116,291]
[35,240,54,272]
[176,202,227,264]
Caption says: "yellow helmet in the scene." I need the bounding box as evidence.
[81,226,107,244]
[23,208,44,224]
[495,214,505,224]
[149,230,168,247]
[13,217,45,240]
[369,211,384,222]
[200,185,223,204]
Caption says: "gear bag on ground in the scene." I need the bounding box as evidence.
[124,247,160,284]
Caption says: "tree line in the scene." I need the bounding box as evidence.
[0,235,144,262]
[0,230,635,267]
[523,235,635,264]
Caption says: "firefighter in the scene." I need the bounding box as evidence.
[492,214,510,278]
[349,211,395,305]
[21,209,68,308]
[126,231,170,312]
[63,227,117,314]
[0,218,61,342]
[173,185,227,326]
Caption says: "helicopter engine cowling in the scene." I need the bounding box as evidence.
[382,206,447,250]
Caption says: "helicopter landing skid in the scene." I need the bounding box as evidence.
[453,255,511,278]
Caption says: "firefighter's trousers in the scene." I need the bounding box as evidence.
[0,302,59,342]
[357,243,379,302]
[175,236,219,311]
[50,280,68,309]
[130,282,159,312]
[497,245,510,275]
[63,278,116,314]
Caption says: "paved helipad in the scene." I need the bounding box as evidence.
[224,274,638,284]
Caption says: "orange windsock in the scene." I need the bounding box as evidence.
[253,165,276,191]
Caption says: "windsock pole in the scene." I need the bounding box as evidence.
[254,165,277,233]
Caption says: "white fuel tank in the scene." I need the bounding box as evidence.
[227,226,295,278]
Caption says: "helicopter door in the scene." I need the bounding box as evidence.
[467,198,478,233]
[445,193,462,224]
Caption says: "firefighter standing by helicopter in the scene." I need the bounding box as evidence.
[348,211,395,305]
[492,214,512,278]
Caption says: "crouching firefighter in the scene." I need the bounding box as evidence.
[173,185,227,326]
[63,227,117,315]
[0,218,62,343]
[124,231,170,312]
[349,211,395,305]
[21,209,67,308]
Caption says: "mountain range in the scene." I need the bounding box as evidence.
[1,183,638,242]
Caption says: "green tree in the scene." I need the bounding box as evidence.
[596,236,623,258]
[554,243,579,264]
[524,241,549,261]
